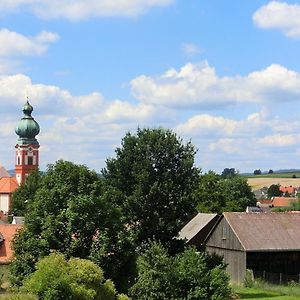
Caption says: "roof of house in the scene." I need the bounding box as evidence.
[0,177,19,194]
[272,197,297,207]
[280,185,295,194]
[179,213,218,242]
[224,212,300,252]
[0,166,10,179]
[0,224,23,263]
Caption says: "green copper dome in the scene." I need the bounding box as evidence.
[15,100,40,146]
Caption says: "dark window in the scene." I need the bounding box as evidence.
[28,157,33,165]
[17,157,20,165]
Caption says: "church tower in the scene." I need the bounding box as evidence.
[15,100,40,185]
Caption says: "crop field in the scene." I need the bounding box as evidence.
[247,177,300,190]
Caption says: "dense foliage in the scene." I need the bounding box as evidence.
[104,128,199,251]
[195,171,256,213]
[129,242,231,300]
[11,160,124,287]
[22,253,129,300]
[267,184,283,199]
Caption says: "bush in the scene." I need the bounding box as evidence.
[22,253,128,300]
[129,242,231,300]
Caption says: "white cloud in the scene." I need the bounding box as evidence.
[253,1,300,38]
[257,134,300,147]
[182,43,201,56]
[0,72,169,171]
[131,62,300,108]
[0,0,174,21]
[0,28,59,57]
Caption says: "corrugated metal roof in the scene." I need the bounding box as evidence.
[179,213,218,242]
[224,212,300,252]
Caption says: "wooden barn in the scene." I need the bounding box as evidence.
[205,212,300,283]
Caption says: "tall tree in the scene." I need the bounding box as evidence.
[104,128,199,251]
[10,160,123,287]
[267,184,282,199]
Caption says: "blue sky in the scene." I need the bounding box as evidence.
[1,0,300,174]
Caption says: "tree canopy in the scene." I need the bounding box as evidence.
[104,128,199,251]
[11,160,123,287]
[267,184,282,199]
[22,253,129,300]
[195,171,256,213]
[129,242,231,300]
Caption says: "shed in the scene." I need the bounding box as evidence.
[205,212,300,283]
[178,213,219,249]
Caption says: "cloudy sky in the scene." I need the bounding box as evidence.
[1,0,300,174]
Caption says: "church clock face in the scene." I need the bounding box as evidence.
[28,147,33,153]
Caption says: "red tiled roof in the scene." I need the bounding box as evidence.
[279,185,295,194]
[0,224,23,263]
[272,197,297,207]
[0,177,18,194]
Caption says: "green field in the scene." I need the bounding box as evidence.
[234,285,300,300]
[247,172,300,179]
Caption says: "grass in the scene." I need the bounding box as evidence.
[234,286,299,299]
[233,281,300,300]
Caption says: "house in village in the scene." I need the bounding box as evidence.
[180,212,300,284]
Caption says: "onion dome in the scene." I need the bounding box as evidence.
[15,100,40,146]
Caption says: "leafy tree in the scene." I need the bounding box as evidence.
[129,242,231,300]
[22,253,129,300]
[195,172,256,213]
[12,171,42,216]
[268,169,274,174]
[10,160,124,287]
[267,184,282,199]
[253,169,262,175]
[104,128,199,251]
[221,168,236,178]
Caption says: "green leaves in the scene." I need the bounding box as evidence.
[129,242,231,300]
[104,128,199,250]
[23,253,128,300]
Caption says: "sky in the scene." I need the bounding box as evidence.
[1,1,300,174]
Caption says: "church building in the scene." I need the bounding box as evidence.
[0,100,40,214]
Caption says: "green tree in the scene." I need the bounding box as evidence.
[221,168,236,178]
[104,128,199,251]
[12,171,42,216]
[195,172,256,213]
[129,242,231,300]
[253,169,262,175]
[267,184,282,199]
[23,253,129,300]
[10,160,123,287]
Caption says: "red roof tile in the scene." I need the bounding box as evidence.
[0,177,18,194]
[279,185,295,194]
[272,197,297,207]
[0,224,23,263]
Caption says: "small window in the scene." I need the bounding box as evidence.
[17,157,20,165]
[28,157,33,165]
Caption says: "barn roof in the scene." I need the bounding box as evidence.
[224,212,300,252]
[179,213,218,242]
